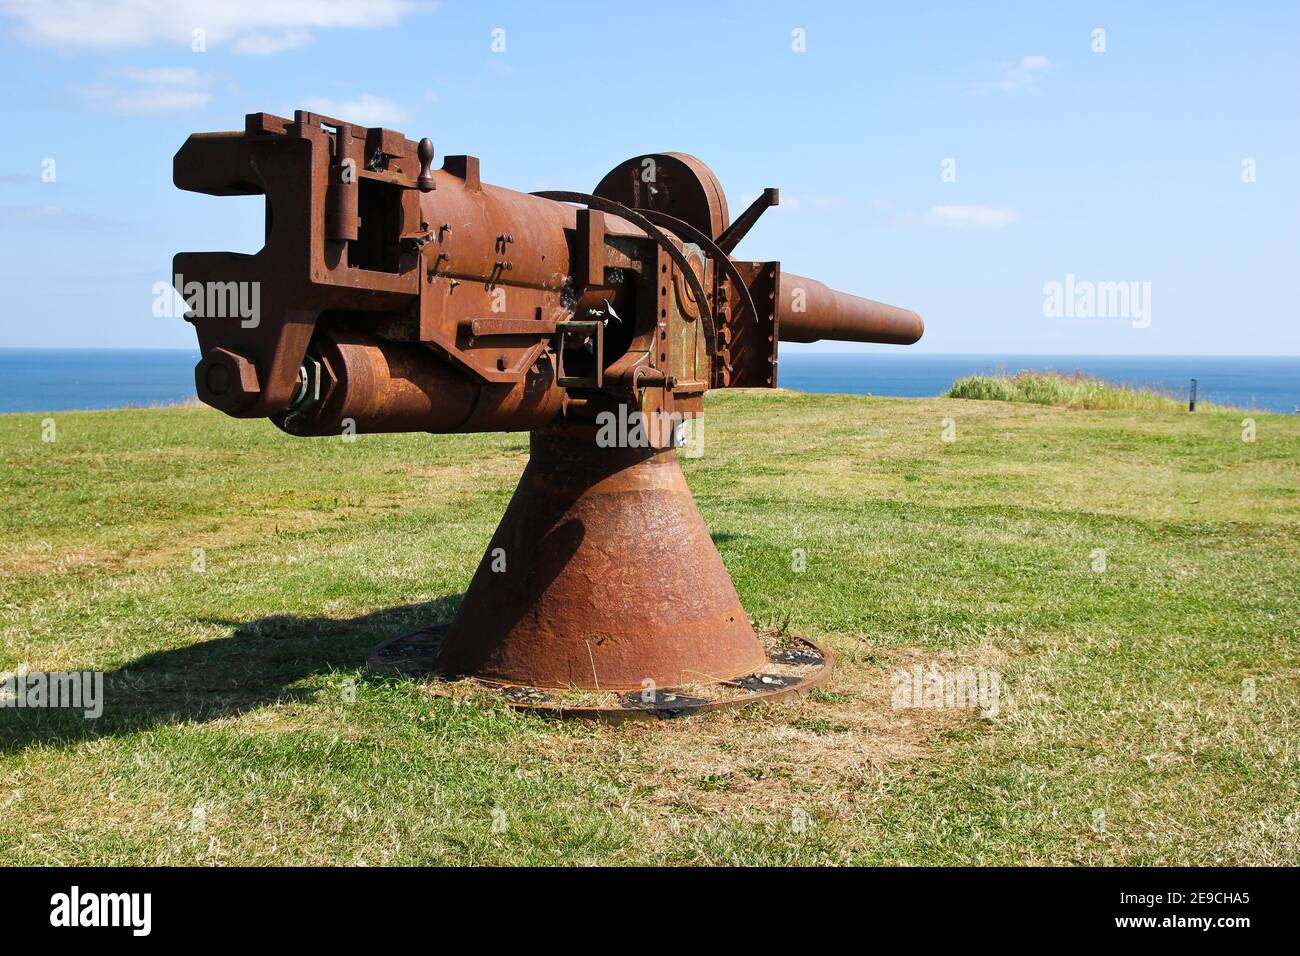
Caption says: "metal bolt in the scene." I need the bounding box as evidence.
[195,348,261,415]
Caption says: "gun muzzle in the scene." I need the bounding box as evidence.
[777,272,923,345]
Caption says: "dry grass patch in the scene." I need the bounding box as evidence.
[534,640,1002,825]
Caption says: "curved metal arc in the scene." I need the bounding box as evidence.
[530,190,717,359]
[636,208,761,329]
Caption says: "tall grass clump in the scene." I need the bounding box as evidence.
[945,370,1213,411]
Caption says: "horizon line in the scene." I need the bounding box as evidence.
[2,347,1298,360]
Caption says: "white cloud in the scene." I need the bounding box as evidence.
[974,54,1053,95]
[78,66,213,114]
[0,0,420,51]
[995,54,1052,94]
[0,204,70,226]
[924,205,1018,228]
[110,88,212,113]
[118,66,206,87]
[0,205,119,228]
[234,30,312,55]
[300,93,407,127]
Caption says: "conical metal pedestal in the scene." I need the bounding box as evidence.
[440,423,765,691]
[369,422,833,719]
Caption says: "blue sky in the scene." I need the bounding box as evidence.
[0,0,1296,354]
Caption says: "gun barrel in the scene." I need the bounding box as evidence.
[777,272,923,345]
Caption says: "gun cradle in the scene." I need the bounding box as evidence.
[175,110,922,441]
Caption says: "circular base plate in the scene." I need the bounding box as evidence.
[368,626,834,722]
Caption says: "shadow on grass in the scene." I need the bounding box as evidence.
[0,595,461,755]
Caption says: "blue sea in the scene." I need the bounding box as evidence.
[0,349,1296,414]
[778,353,1299,414]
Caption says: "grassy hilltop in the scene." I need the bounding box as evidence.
[1,389,1297,865]
[947,370,1210,411]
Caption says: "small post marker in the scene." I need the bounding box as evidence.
[1189,378,1197,413]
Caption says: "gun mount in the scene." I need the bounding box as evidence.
[175,110,923,718]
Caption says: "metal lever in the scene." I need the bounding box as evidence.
[716,187,779,254]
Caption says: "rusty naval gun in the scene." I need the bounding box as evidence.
[174,109,923,718]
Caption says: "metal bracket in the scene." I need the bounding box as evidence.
[531,190,718,359]
[555,320,604,390]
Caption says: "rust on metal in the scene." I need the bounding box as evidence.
[173,109,924,716]
[440,423,766,691]
[371,627,835,722]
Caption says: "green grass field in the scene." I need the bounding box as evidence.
[2,390,1297,865]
